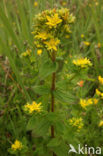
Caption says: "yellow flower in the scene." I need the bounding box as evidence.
[96,89,103,98]
[87,98,93,104]
[58,8,75,23]
[80,98,98,109]
[73,57,92,68]
[58,8,69,19]
[35,32,50,40]
[93,98,98,104]
[69,14,75,23]
[83,41,90,46]
[95,2,99,6]
[44,38,60,51]
[34,41,43,48]
[98,75,103,85]
[21,49,31,57]
[64,25,71,33]
[96,89,101,96]
[80,98,93,109]
[33,8,75,52]
[99,120,103,127]
[97,43,101,48]
[46,13,62,28]
[61,1,67,6]
[37,49,42,56]
[65,35,70,39]
[24,101,42,114]
[65,60,68,64]
[34,1,38,7]
[66,74,71,78]
[11,140,22,151]
[69,117,83,131]
[81,34,84,38]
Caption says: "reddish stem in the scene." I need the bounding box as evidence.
[51,51,56,156]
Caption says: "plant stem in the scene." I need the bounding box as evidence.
[51,51,56,156]
[51,72,56,138]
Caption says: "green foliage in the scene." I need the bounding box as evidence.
[0,0,103,156]
[39,60,58,80]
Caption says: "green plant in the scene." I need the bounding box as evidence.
[1,0,103,156]
[24,8,75,156]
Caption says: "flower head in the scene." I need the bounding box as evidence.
[21,49,31,57]
[35,32,50,40]
[73,57,92,68]
[65,35,70,38]
[44,38,60,51]
[97,43,101,48]
[11,140,22,151]
[69,117,83,131]
[96,89,103,98]
[37,49,42,56]
[46,13,62,28]
[93,98,99,104]
[24,101,42,114]
[80,98,98,109]
[99,120,103,127]
[61,1,67,6]
[83,41,90,46]
[98,75,103,85]
[81,34,84,38]
[34,1,38,7]
[80,98,93,109]
[33,8,75,52]
[64,25,71,33]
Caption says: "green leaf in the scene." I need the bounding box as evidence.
[54,88,75,103]
[47,112,64,126]
[47,112,59,123]
[27,115,50,136]
[26,115,36,130]
[33,119,50,136]
[52,143,68,156]
[55,120,65,134]
[47,138,61,147]
[39,60,57,79]
[32,85,50,95]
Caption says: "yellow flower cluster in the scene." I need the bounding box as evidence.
[44,38,60,51]
[69,117,83,131]
[21,49,31,57]
[98,75,103,85]
[73,57,92,68]
[46,13,62,28]
[35,32,50,40]
[80,98,98,109]
[33,8,75,53]
[96,89,103,98]
[11,140,22,151]
[24,101,42,114]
